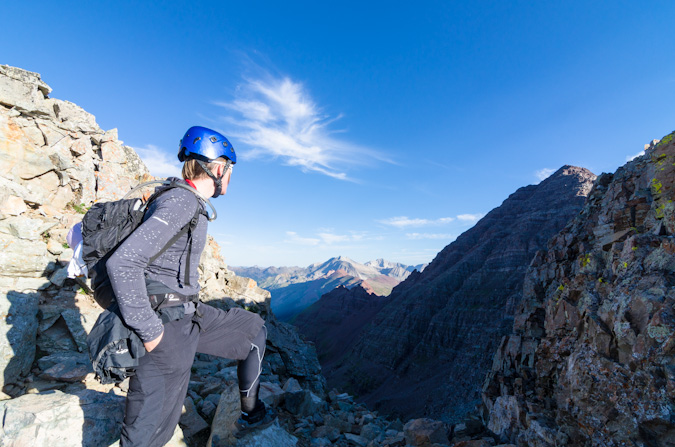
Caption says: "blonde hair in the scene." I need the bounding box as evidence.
[181,157,228,180]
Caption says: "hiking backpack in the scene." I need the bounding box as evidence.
[80,179,212,309]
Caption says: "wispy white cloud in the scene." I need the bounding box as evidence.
[406,233,456,240]
[456,213,484,223]
[216,76,389,180]
[627,151,645,162]
[285,230,377,247]
[378,216,455,228]
[535,168,555,182]
[284,231,320,246]
[134,145,182,178]
[318,232,352,244]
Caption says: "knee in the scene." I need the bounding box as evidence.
[252,324,267,349]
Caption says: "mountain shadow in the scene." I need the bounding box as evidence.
[328,166,596,422]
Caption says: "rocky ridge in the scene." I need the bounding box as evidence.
[482,136,675,446]
[0,64,493,447]
[330,166,597,423]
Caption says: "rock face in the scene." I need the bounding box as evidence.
[0,64,153,390]
[0,64,329,446]
[482,134,675,446]
[294,285,387,378]
[0,389,125,446]
[330,166,596,422]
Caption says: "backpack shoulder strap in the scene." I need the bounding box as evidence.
[145,183,207,286]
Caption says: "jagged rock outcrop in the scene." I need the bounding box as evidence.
[482,135,675,446]
[330,166,596,422]
[0,64,153,391]
[0,64,326,445]
[294,285,387,376]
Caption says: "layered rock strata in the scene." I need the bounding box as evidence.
[482,135,675,446]
[331,166,596,422]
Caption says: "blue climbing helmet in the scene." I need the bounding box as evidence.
[177,126,237,164]
[177,126,236,198]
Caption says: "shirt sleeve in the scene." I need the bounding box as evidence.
[106,189,199,343]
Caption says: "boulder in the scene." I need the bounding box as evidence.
[179,396,209,439]
[207,381,239,446]
[403,418,450,447]
[312,425,340,442]
[0,195,27,218]
[231,423,298,447]
[259,381,285,407]
[344,433,368,446]
[52,99,99,133]
[283,377,303,393]
[360,422,383,441]
[0,291,39,388]
[38,352,92,382]
[0,65,54,117]
[284,389,325,417]
[0,389,124,446]
[0,234,50,277]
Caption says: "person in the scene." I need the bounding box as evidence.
[106,126,272,446]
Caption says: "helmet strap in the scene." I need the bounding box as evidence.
[196,160,224,198]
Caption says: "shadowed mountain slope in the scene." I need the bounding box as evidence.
[330,166,596,422]
[294,285,388,374]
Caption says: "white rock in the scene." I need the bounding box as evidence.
[52,99,99,133]
[0,175,44,205]
[0,114,56,181]
[13,276,51,291]
[0,65,54,117]
[0,195,27,217]
[0,234,50,277]
[0,216,58,241]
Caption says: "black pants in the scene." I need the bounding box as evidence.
[120,303,265,447]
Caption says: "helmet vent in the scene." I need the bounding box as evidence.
[210,136,218,143]
[193,137,201,144]
[222,141,228,147]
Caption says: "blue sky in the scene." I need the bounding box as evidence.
[5,1,675,267]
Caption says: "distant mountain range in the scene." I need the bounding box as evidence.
[231,256,426,320]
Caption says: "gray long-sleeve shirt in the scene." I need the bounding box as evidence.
[107,180,208,342]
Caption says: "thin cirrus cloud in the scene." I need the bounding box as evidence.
[406,233,456,240]
[285,231,320,246]
[377,216,456,228]
[285,230,373,246]
[134,145,182,178]
[377,214,484,228]
[215,76,389,181]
